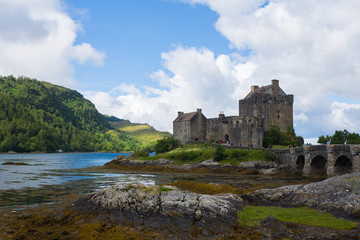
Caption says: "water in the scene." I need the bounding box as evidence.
[0,153,165,210]
[0,153,130,189]
[0,153,311,211]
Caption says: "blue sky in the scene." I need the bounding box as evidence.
[1,0,360,143]
[69,0,231,91]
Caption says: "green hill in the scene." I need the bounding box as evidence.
[107,117,172,151]
[0,75,168,153]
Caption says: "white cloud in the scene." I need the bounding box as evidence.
[88,1,360,137]
[0,0,105,87]
[85,46,256,131]
[328,102,360,132]
[180,0,360,138]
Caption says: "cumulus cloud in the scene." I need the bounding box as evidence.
[175,0,360,137]
[85,46,256,131]
[0,0,105,86]
[87,1,360,137]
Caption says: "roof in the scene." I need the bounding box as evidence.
[244,84,286,99]
[173,112,197,122]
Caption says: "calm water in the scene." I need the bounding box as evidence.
[0,153,310,211]
[0,153,166,210]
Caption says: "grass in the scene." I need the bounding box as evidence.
[238,206,358,230]
[144,144,275,164]
[110,121,171,150]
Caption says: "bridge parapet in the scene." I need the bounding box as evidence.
[271,144,360,177]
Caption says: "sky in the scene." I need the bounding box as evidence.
[1,0,360,144]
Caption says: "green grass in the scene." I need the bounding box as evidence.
[238,206,358,230]
[272,145,292,149]
[110,121,171,150]
[144,144,275,163]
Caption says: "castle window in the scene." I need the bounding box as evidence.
[277,111,281,119]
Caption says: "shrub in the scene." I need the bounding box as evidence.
[132,151,149,158]
[154,137,181,154]
[214,145,226,162]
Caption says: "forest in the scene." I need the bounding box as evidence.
[0,75,167,152]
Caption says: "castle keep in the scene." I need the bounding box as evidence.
[173,80,293,147]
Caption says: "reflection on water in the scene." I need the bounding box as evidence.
[0,153,312,211]
[0,153,178,210]
[0,153,128,190]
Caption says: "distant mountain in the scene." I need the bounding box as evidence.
[0,75,168,152]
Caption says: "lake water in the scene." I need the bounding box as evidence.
[0,152,311,211]
[0,153,167,210]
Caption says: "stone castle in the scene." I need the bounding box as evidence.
[173,79,294,147]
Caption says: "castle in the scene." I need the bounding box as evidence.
[173,80,294,147]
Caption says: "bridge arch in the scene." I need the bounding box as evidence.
[296,155,305,170]
[334,155,352,175]
[310,155,327,177]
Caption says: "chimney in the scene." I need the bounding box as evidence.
[178,111,184,117]
[272,79,279,96]
[219,111,225,118]
[197,108,202,114]
[251,85,259,92]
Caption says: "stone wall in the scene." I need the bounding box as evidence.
[173,121,191,144]
[239,93,293,132]
[206,115,264,147]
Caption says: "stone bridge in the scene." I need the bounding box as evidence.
[271,144,360,177]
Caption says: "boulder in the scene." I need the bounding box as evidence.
[243,173,360,220]
[73,184,243,237]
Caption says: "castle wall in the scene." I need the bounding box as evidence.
[173,121,191,145]
[239,93,293,132]
[190,111,207,141]
[206,116,264,147]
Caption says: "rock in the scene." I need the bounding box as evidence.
[2,162,29,165]
[195,159,221,167]
[243,173,360,220]
[239,161,278,169]
[73,184,244,237]
[153,158,174,165]
[104,155,174,167]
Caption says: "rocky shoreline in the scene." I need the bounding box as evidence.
[2,155,360,239]
[243,173,360,220]
[103,154,287,176]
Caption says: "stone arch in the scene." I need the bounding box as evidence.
[296,155,305,170]
[310,155,327,177]
[334,155,352,175]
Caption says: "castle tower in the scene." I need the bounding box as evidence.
[239,79,293,132]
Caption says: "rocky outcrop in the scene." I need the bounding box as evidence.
[104,155,174,167]
[244,173,360,220]
[73,184,244,238]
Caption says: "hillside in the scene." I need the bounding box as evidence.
[0,75,167,152]
[107,117,172,151]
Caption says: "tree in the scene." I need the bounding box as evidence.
[317,135,331,144]
[214,145,226,162]
[263,125,301,147]
[317,130,360,144]
[154,137,181,154]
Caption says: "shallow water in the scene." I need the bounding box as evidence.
[0,153,311,211]
[0,153,168,210]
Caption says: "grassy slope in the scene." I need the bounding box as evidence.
[110,121,171,150]
[143,144,275,164]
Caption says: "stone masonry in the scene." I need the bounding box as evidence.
[173,80,294,147]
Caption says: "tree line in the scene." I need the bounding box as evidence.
[0,75,140,152]
[318,130,360,144]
